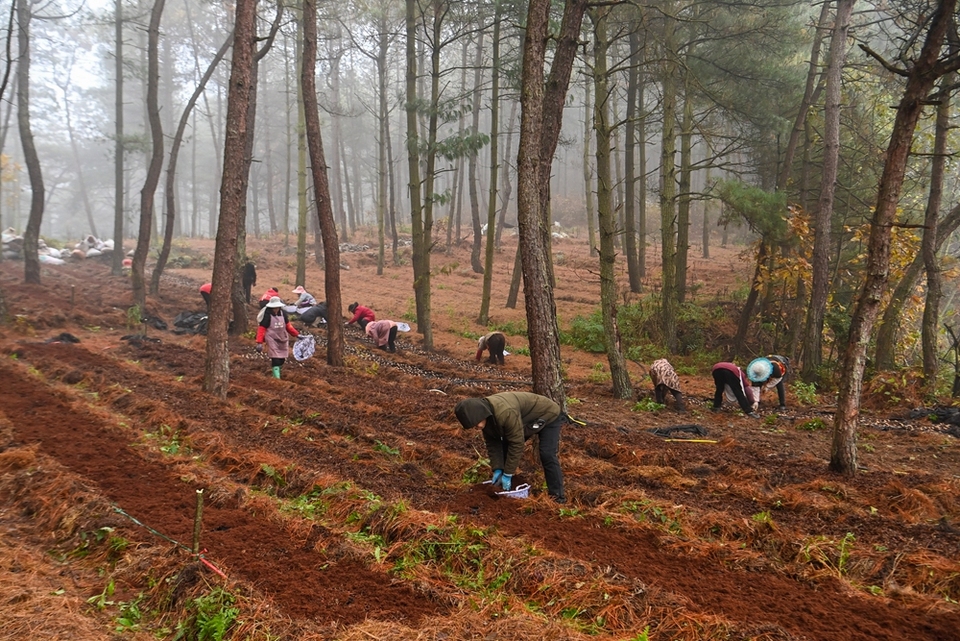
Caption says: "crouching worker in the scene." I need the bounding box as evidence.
[649,358,685,411]
[455,392,566,503]
[711,362,759,417]
[199,282,212,310]
[365,319,398,352]
[298,302,328,328]
[747,355,790,410]
[476,331,506,364]
[256,296,302,379]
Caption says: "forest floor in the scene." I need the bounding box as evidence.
[0,230,958,640]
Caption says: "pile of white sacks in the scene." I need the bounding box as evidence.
[1,229,115,265]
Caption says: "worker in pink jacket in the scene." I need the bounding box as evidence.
[365,319,398,352]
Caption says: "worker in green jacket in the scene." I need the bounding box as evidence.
[455,391,566,503]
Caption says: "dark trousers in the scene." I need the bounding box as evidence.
[655,384,685,411]
[201,291,211,310]
[493,417,565,501]
[486,333,506,365]
[378,326,398,352]
[271,357,285,368]
[712,368,753,413]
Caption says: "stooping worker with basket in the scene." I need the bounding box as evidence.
[455,392,567,504]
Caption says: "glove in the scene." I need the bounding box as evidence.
[256,343,263,353]
[491,469,503,485]
[499,474,513,492]
[751,402,759,412]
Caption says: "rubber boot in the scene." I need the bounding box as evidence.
[272,366,281,379]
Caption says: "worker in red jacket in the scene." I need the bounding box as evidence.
[346,302,376,329]
[199,282,212,310]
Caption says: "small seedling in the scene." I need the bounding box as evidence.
[797,418,825,431]
[632,398,665,412]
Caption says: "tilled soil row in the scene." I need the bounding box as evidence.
[10,342,960,640]
[0,356,445,626]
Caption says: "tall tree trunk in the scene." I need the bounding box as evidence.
[659,1,679,353]
[624,27,640,291]
[676,72,692,304]
[583,68,597,257]
[495,99,518,249]
[295,14,308,287]
[112,0,125,274]
[376,15,390,274]
[302,0,344,366]
[802,0,855,381]
[203,0,257,399]
[151,32,233,295]
[468,31,485,274]
[131,0,166,312]
[591,7,632,398]
[874,203,960,369]
[517,0,587,404]
[637,66,647,279]
[479,3,502,325]
[920,70,953,393]
[17,0,43,285]
[405,0,430,347]
[831,0,957,476]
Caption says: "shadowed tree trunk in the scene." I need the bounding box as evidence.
[624,26,640,291]
[203,0,257,399]
[479,2,502,326]
[517,0,587,404]
[831,0,959,476]
[17,0,43,285]
[302,0,344,366]
[659,1,679,353]
[131,0,166,312]
[591,7,632,398]
[801,0,855,381]
[920,69,954,394]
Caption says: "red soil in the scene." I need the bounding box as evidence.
[0,233,958,640]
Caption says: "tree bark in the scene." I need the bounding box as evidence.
[831,0,958,476]
[517,0,587,404]
[479,3,502,326]
[17,0,43,285]
[302,0,344,366]
[112,0,124,275]
[203,0,257,399]
[659,2,679,353]
[468,31,485,274]
[874,203,960,369]
[624,26,641,291]
[920,70,952,393]
[131,0,166,311]
[591,7,632,399]
[801,0,855,381]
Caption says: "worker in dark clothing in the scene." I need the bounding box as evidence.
[455,392,567,503]
[712,362,759,417]
[242,261,257,304]
[476,331,507,365]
